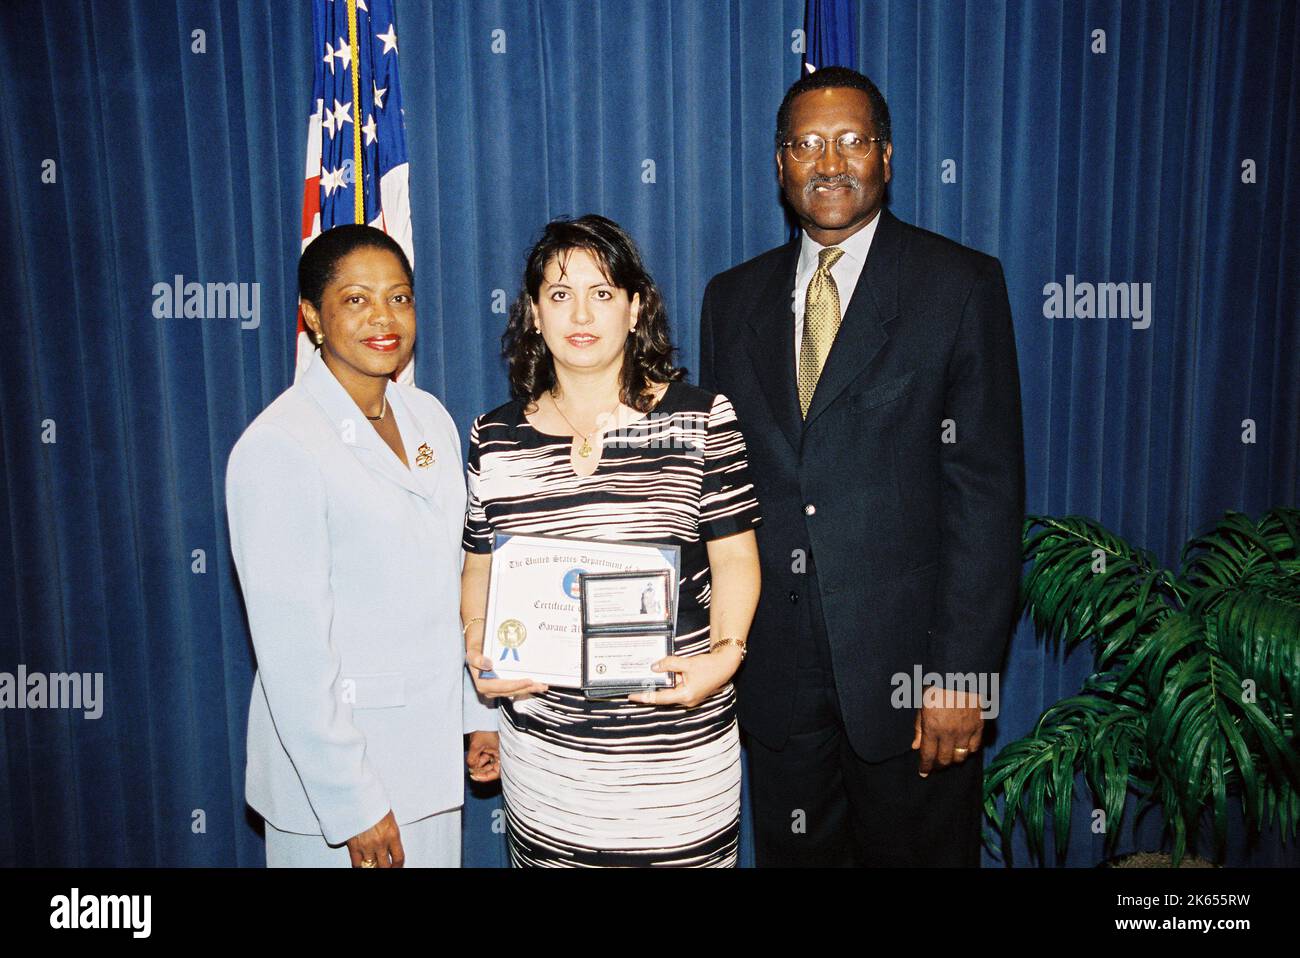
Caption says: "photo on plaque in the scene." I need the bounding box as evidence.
[579,569,674,630]
[578,570,677,698]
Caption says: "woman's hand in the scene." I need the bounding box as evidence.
[346,809,404,868]
[629,531,759,708]
[462,552,548,699]
[627,646,743,708]
[466,730,501,783]
[464,644,549,699]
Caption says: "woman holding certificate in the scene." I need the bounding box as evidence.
[226,225,495,867]
[461,215,762,867]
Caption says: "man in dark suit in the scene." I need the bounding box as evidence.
[699,66,1024,866]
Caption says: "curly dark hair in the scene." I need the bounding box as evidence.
[775,65,892,149]
[502,214,685,413]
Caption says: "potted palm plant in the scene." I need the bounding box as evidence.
[983,508,1300,865]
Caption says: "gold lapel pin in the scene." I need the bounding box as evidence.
[415,442,435,468]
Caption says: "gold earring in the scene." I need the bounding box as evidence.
[314,332,324,345]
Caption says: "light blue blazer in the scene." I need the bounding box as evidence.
[226,355,495,846]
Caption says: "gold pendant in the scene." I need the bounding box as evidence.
[578,438,592,458]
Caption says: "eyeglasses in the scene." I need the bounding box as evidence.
[781,132,887,163]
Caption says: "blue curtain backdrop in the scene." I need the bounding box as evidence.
[1,0,1296,867]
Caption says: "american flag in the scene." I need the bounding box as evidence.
[296,0,414,384]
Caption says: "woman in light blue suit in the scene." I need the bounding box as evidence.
[226,225,495,868]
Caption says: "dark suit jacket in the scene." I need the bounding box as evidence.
[699,208,1024,761]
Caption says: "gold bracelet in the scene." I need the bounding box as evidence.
[710,637,747,660]
[461,616,485,637]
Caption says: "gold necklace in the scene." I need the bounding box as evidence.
[550,390,617,458]
[365,394,387,422]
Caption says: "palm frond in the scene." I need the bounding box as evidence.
[1181,510,1300,594]
[1212,585,1300,717]
[1137,617,1300,860]
[984,691,1144,864]
[1021,515,1169,663]
[989,508,1300,866]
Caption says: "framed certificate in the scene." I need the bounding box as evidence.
[578,571,677,699]
[480,532,680,688]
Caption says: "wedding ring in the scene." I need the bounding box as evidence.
[359,858,378,868]
[953,747,969,754]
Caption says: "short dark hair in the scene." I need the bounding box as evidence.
[775,66,892,149]
[502,215,684,413]
[298,224,413,311]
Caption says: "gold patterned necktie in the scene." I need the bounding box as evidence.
[797,245,846,417]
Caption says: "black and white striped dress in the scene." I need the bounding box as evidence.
[463,382,762,867]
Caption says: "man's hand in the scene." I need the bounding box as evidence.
[911,685,984,777]
[345,809,404,868]
[466,730,500,783]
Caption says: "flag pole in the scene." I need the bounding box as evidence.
[347,0,364,225]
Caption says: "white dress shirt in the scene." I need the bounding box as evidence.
[792,212,882,371]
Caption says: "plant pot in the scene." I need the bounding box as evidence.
[1101,851,1219,868]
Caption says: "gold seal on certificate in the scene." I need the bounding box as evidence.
[480,533,680,689]
[497,619,526,649]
